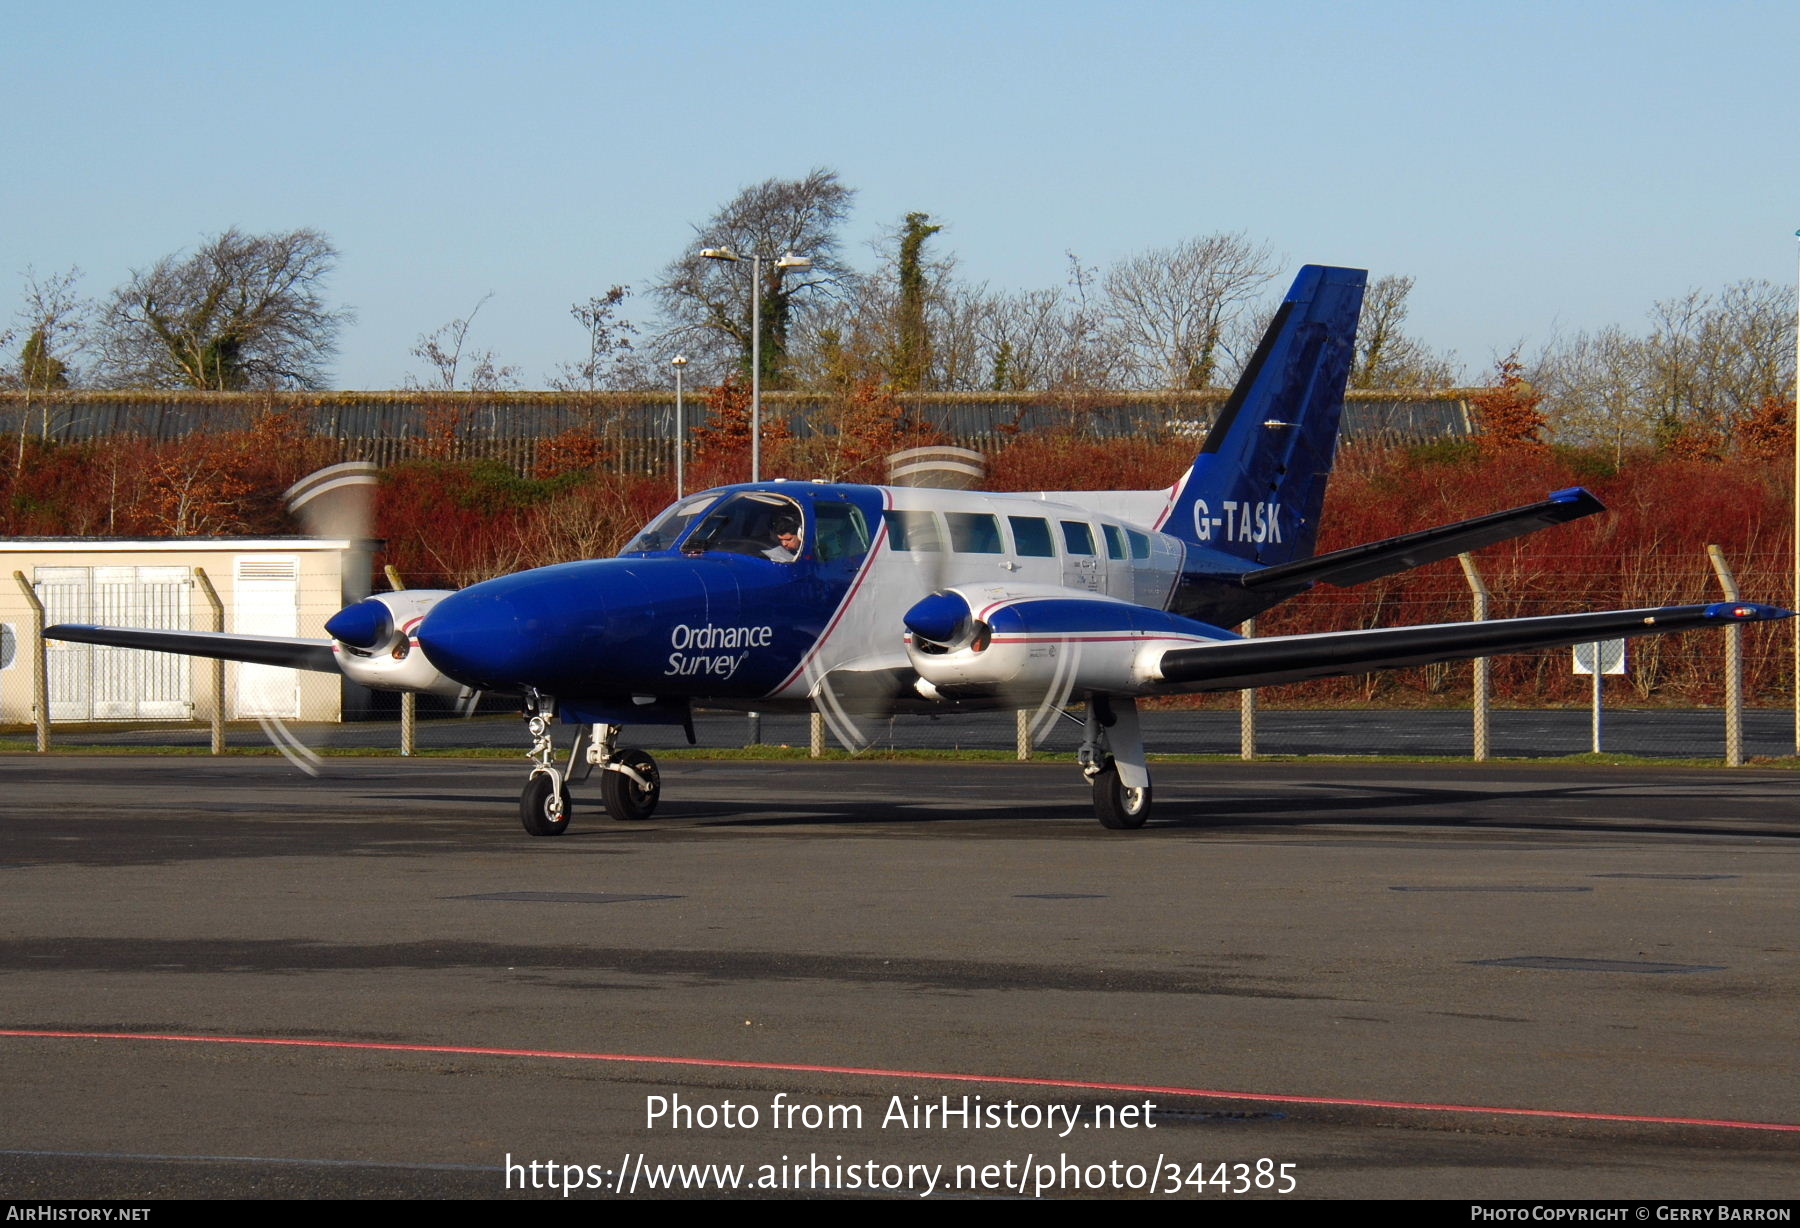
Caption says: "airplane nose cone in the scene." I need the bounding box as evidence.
[416,579,572,690]
[324,598,393,649]
[903,591,971,646]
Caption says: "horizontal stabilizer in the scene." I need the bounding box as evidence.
[1154,602,1790,692]
[1241,487,1605,593]
[45,624,340,673]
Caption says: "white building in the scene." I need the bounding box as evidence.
[1,538,371,726]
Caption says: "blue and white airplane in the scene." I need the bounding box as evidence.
[47,266,1792,833]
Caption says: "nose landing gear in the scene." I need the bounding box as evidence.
[516,701,663,835]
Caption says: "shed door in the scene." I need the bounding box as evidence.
[37,565,193,720]
[234,556,301,718]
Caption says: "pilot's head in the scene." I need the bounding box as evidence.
[772,515,802,552]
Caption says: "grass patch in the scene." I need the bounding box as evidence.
[0,739,1790,770]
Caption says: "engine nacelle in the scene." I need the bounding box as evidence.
[903,585,1234,701]
[328,590,468,696]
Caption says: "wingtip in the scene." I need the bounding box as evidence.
[1704,602,1795,622]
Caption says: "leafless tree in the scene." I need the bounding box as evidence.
[95,228,349,389]
[9,266,93,473]
[1350,274,1460,390]
[653,168,857,388]
[1531,326,1653,463]
[1531,278,1794,456]
[9,265,91,391]
[408,294,519,392]
[1102,232,1278,389]
[547,286,639,391]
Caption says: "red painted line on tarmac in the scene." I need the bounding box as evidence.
[3,1028,1794,1134]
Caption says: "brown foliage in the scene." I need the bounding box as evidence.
[687,377,791,488]
[1468,355,1548,454]
[1737,394,1795,462]
[777,380,943,483]
[533,428,613,480]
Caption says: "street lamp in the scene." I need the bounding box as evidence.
[698,246,813,481]
[671,354,689,497]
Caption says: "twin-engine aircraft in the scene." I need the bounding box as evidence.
[47,266,1791,833]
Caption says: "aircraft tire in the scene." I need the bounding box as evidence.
[602,749,661,821]
[1092,763,1151,830]
[520,772,572,837]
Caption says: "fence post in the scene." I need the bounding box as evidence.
[193,568,226,755]
[11,571,48,753]
[1705,544,1744,767]
[1239,617,1257,760]
[809,710,824,758]
[1457,553,1491,761]
[386,565,414,757]
[1016,709,1032,761]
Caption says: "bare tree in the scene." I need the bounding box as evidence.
[408,294,519,392]
[1532,326,1653,463]
[1102,232,1277,389]
[9,266,93,474]
[1350,274,1460,390]
[10,265,91,391]
[653,168,857,388]
[1531,278,1794,458]
[95,228,349,389]
[971,255,1125,393]
[547,286,638,392]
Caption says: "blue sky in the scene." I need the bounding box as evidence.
[3,0,1794,389]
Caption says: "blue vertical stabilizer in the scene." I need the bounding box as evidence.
[1158,265,1366,568]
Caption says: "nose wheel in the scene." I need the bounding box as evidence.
[520,771,571,836]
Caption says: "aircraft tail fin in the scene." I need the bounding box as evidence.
[1156,265,1366,567]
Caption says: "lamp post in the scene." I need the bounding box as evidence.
[698,247,812,481]
[671,354,689,497]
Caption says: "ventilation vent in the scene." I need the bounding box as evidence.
[237,559,299,582]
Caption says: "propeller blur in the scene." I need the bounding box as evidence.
[45,266,1794,832]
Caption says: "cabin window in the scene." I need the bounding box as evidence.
[621,494,719,554]
[1008,516,1055,558]
[1127,529,1151,560]
[1061,521,1096,556]
[814,502,872,562]
[946,512,1003,554]
[884,509,943,552]
[1102,524,1128,561]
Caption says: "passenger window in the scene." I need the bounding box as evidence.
[1061,521,1096,556]
[884,509,943,552]
[815,503,872,562]
[1127,529,1151,561]
[1102,524,1127,561]
[1008,516,1055,558]
[946,512,1003,554]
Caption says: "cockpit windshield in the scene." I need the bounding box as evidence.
[680,491,807,562]
[619,494,721,555]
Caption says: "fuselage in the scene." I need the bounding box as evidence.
[412,478,1274,720]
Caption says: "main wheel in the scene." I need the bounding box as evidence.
[520,772,571,837]
[1092,762,1152,830]
[601,748,661,821]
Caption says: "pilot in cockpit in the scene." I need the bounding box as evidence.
[763,515,804,562]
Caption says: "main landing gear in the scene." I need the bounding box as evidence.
[518,702,663,836]
[1078,696,1152,830]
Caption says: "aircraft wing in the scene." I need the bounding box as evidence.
[44,624,341,673]
[1240,487,1605,594]
[1153,602,1789,693]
